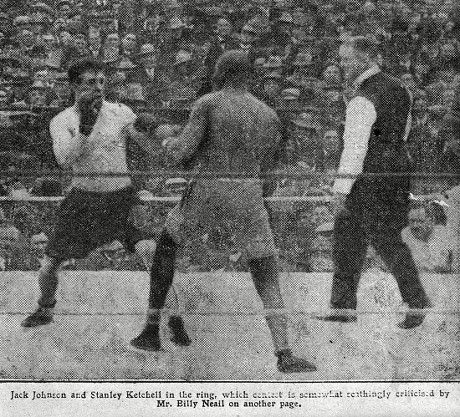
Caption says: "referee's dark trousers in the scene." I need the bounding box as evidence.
[330,177,431,310]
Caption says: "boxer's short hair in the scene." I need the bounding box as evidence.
[344,36,380,59]
[68,58,106,84]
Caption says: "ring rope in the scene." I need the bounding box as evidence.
[1,170,460,179]
[0,308,456,317]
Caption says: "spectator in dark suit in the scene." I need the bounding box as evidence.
[199,18,239,95]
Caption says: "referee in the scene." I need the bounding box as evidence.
[319,37,431,329]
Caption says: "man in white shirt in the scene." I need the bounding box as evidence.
[21,59,190,346]
[319,37,431,329]
[402,202,452,273]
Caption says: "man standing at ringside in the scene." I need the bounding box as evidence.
[131,50,317,373]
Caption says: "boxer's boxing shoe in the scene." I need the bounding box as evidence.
[130,323,162,352]
[21,304,55,327]
[168,315,192,346]
[317,314,357,323]
[276,349,317,373]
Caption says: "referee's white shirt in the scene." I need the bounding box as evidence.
[333,65,380,195]
[50,101,136,192]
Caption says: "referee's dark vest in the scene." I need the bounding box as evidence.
[347,71,412,213]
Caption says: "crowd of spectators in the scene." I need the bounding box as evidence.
[0,0,459,272]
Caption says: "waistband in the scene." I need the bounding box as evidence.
[70,185,136,197]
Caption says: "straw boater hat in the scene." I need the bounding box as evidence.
[315,222,334,233]
[254,57,266,67]
[0,226,20,242]
[174,50,192,66]
[31,2,55,17]
[30,80,48,90]
[292,110,320,130]
[293,52,314,67]
[241,23,258,35]
[116,56,137,70]
[263,55,283,69]
[31,232,48,244]
[264,71,282,81]
[281,88,300,101]
[101,240,124,253]
[56,0,72,7]
[13,16,31,26]
[278,12,293,24]
[137,43,156,58]
[169,17,186,30]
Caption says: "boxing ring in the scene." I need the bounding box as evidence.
[0,170,459,380]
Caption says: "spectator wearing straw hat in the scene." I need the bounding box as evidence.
[64,32,91,67]
[289,109,322,171]
[101,32,120,69]
[321,64,345,128]
[263,54,283,75]
[0,89,9,109]
[56,0,72,18]
[270,11,299,66]
[279,87,301,111]
[88,29,104,61]
[112,56,145,106]
[30,2,54,23]
[238,21,261,58]
[13,16,32,33]
[261,71,282,107]
[121,33,138,59]
[286,52,316,86]
[28,80,50,108]
[53,16,68,34]
[167,51,198,107]
[163,17,194,60]
[0,12,12,39]
[137,43,169,108]
[200,18,238,95]
[30,15,50,37]
[17,29,36,59]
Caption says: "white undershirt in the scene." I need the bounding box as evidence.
[50,101,136,192]
[333,66,382,195]
[333,95,377,194]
